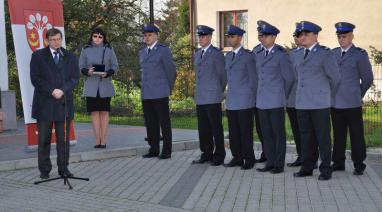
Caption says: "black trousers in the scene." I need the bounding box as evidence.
[331,107,366,171]
[227,108,255,163]
[297,109,332,175]
[287,107,302,161]
[142,97,172,155]
[258,108,286,168]
[254,108,266,159]
[37,120,70,174]
[196,103,226,162]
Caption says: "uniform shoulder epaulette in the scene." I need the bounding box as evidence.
[332,47,340,51]
[320,45,330,51]
[244,48,252,53]
[276,45,286,52]
[356,47,366,53]
[292,47,303,52]
[211,46,221,51]
[157,43,167,48]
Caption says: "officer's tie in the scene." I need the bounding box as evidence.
[341,51,346,58]
[201,49,205,59]
[232,52,236,61]
[265,50,269,57]
[147,48,151,55]
[304,49,310,59]
[53,51,59,65]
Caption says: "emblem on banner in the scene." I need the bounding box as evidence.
[24,10,53,52]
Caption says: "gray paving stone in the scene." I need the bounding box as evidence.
[0,149,381,211]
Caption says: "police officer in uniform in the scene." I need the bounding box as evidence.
[331,22,373,175]
[252,37,267,163]
[139,24,177,159]
[224,25,257,170]
[286,23,304,167]
[293,21,340,180]
[254,21,294,174]
[191,25,227,166]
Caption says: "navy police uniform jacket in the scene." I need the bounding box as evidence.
[287,47,303,108]
[194,45,227,105]
[225,47,257,110]
[294,44,341,109]
[139,43,177,100]
[331,45,373,108]
[255,44,295,109]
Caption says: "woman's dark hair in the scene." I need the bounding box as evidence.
[87,27,110,47]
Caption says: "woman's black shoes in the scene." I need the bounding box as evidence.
[94,144,106,148]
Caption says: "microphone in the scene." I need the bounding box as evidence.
[56,47,64,57]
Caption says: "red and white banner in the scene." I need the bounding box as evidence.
[8,0,76,148]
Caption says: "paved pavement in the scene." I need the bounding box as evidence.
[0,121,199,161]
[0,149,382,212]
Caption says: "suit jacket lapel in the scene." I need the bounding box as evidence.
[302,44,319,65]
[142,43,159,63]
[201,45,213,63]
[340,45,355,63]
[231,47,244,66]
[43,47,57,69]
[261,47,275,66]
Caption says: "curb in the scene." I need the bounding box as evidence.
[0,140,380,172]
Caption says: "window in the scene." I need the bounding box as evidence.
[219,10,248,51]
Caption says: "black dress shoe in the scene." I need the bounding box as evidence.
[287,160,302,167]
[192,158,212,164]
[318,174,332,180]
[270,167,284,174]
[241,162,254,170]
[94,144,101,148]
[40,173,50,179]
[224,159,244,167]
[256,166,273,172]
[255,157,267,163]
[99,144,106,148]
[332,164,345,171]
[142,153,159,158]
[158,154,171,159]
[353,169,364,175]
[211,161,224,166]
[59,170,73,177]
[293,171,313,177]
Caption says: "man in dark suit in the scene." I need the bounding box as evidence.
[191,25,227,166]
[30,28,80,179]
[139,24,177,159]
[331,22,373,175]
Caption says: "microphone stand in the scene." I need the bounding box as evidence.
[34,48,89,189]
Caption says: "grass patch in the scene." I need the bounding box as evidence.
[75,106,382,148]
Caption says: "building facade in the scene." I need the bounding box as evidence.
[191,0,382,51]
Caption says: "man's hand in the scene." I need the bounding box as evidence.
[88,67,95,76]
[52,89,64,99]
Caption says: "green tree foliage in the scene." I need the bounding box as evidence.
[370,46,382,65]
[158,0,194,100]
